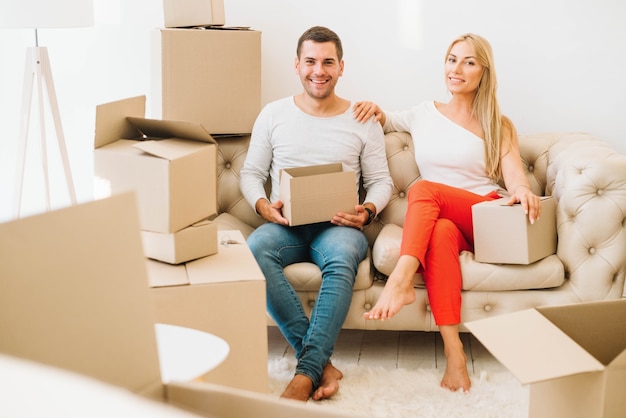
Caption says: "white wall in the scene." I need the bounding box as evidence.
[1,0,624,221]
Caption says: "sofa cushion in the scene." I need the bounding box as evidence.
[214,212,256,239]
[373,223,565,291]
[458,252,564,291]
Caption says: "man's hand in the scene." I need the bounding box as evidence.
[256,198,289,225]
[331,204,372,229]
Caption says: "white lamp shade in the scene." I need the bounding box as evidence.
[0,0,94,29]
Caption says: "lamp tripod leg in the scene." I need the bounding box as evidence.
[39,47,77,206]
[13,49,35,219]
[12,46,78,219]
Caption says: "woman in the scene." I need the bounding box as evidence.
[353,33,541,393]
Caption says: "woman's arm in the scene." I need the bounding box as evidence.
[499,118,542,223]
[353,101,387,126]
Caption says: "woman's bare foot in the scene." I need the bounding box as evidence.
[312,362,343,400]
[439,325,471,393]
[364,255,419,320]
[280,374,313,402]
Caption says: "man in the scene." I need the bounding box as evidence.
[240,26,392,402]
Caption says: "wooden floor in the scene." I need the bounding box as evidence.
[267,326,506,375]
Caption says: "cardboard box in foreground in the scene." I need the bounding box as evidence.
[466,300,626,418]
[94,95,217,233]
[279,163,358,226]
[472,196,556,264]
[0,193,356,418]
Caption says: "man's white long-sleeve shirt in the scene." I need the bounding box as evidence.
[240,97,393,214]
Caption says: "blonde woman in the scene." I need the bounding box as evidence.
[353,33,541,392]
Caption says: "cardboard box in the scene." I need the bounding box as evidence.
[472,196,556,264]
[0,193,356,418]
[147,230,269,393]
[466,300,626,418]
[94,95,218,233]
[279,163,358,226]
[163,0,225,28]
[141,218,218,264]
[152,28,261,134]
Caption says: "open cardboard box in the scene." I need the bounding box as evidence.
[94,95,217,234]
[472,196,557,264]
[163,0,225,28]
[279,163,358,226]
[0,192,356,418]
[466,300,626,418]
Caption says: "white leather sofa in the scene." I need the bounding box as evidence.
[213,131,626,332]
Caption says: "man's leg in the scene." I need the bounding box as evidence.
[247,223,311,364]
[300,224,368,399]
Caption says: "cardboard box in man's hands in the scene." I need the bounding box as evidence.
[279,163,358,226]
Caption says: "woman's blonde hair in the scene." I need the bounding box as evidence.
[445,33,511,181]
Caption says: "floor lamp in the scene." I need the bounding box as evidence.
[0,0,94,218]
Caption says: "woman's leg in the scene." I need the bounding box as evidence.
[365,181,490,320]
[422,218,472,392]
[439,324,471,392]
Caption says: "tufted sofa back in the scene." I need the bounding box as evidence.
[215,131,567,244]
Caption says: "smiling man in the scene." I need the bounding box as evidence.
[240,26,392,402]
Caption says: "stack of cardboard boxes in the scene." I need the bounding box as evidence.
[94,1,268,394]
[93,95,219,265]
[152,2,261,136]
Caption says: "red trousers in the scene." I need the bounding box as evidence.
[401,180,499,325]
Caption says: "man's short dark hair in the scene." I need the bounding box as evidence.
[296,26,343,61]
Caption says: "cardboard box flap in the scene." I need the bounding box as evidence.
[127,116,216,144]
[186,230,264,285]
[537,300,626,366]
[133,138,211,161]
[281,162,344,178]
[466,309,604,385]
[281,163,356,200]
[146,259,190,288]
[609,349,626,368]
[95,96,146,148]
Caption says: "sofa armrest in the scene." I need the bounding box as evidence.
[547,133,626,300]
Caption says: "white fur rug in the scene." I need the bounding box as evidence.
[268,357,529,418]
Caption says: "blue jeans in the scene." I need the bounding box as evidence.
[247,222,368,388]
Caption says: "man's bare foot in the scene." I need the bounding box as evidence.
[364,255,418,320]
[440,339,471,393]
[312,362,343,400]
[280,374,313,402]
